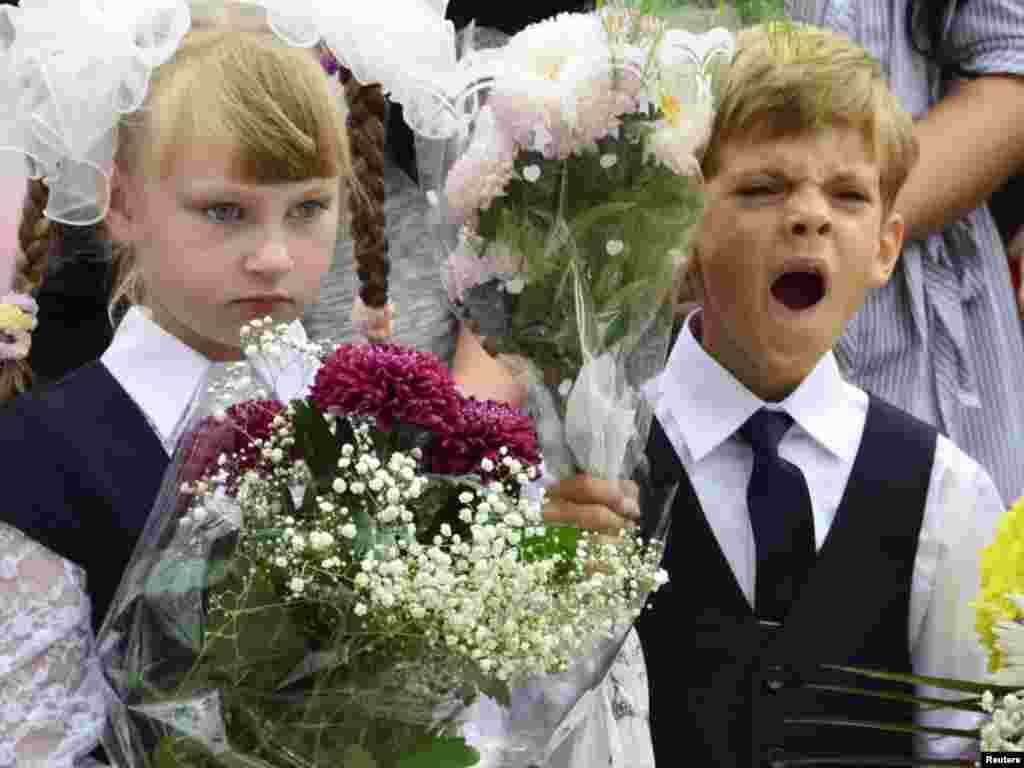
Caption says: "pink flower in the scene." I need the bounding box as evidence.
[430,396,541,477]
[444,107,518,224]
[445,234,526,305]
[309,343,462,433]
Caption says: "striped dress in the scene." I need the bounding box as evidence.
[788,0,1024,506]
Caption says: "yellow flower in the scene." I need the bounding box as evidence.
[0,303,35,333]
[659,91,683,128]
[976,495,1024,672]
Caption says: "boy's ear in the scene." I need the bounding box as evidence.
[870,209,904,288]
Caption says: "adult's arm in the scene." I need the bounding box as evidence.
[894,0,1024,242]
[895,75,1024,241]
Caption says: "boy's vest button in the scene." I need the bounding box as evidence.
[762,663,798,693]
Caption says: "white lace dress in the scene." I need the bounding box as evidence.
[0,524,108,768]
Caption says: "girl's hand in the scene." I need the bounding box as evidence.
[451,323,528,407]
[543,474,641,534]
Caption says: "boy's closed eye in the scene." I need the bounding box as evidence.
[735,179,785,201]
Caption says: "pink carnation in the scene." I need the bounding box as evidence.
[309,343,462,433]
[430,396,541,477]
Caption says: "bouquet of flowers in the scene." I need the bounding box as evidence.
[427,0,735,482]
[98,319,670,768]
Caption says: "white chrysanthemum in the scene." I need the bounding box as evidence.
[489,12,639,158]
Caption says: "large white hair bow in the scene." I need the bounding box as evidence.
[0,0,467,226]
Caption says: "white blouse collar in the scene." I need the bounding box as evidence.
[101,307,315,452]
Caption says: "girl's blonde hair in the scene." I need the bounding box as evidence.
[6,2,392,403]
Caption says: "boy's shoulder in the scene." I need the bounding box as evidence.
[864,393,1004,516]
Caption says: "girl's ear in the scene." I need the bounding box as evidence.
[104,166,138,244]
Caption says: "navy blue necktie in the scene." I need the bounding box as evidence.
[740,409,816,623]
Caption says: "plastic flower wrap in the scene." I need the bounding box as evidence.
[428,1,734,483]
[99,319,670,768]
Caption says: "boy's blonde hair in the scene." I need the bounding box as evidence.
[669,23,919,318]
[702,22,919,209]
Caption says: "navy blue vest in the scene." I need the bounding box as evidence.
[0,361,169,632]
[636,395,937,767]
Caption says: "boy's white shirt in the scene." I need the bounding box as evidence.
[647,310,1003,758]
[101,306,316,454]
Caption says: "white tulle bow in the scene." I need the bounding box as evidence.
[0,0,466,227]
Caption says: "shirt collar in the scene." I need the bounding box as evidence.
[101,307,212,449]
[659,310,858,463]
[102,307,315,449]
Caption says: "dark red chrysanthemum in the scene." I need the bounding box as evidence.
[181,399,287,492]
[429,396,541,477]
[309,343,463,434]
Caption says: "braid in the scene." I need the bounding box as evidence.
[18,178,52,292]
[0,179,50,403]
[342,71,390,310]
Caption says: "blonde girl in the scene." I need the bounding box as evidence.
[0,0,445,760]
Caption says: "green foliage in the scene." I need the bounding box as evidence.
[396,736,481,768]
[291,400,344,492]
[478,128,696,397]
[655,0,785,24]
[521,524,581,581]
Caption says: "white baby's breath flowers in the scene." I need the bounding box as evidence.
[982,689,1024,751]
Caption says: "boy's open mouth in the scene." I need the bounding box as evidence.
[771,268,826,311]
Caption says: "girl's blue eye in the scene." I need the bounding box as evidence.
[204,204,243,224]
[293,199,330,219]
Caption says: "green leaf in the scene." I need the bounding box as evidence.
[803,682,983,714]
[821,664,1023,697]
[602,313,628,349]
[396,736,480,768]
[343,745,378,768]
[570,202,637,241]
[521,525,581,572]
[781,716,978,741]
[291,401,343,487]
